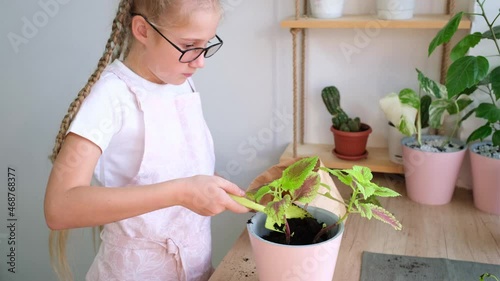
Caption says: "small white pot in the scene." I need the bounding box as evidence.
[376,0,415,20]
[387,123,405,164]
[309,0,346,19]
[387,123,429,164]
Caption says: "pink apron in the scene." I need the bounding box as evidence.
[86,65,215,281]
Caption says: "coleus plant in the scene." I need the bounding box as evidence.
[230,156,402,244]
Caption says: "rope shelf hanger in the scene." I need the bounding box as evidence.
[288,0,458,158]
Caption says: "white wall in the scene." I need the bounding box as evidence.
[0,0,495,280]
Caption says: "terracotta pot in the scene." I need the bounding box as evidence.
[469,141,500,215]
[247,206,344,281]
[401,135,466,205]
[331,123,372,159]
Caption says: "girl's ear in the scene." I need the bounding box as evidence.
[130,15,149,46]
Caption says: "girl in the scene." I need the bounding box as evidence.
[44,0,249,280]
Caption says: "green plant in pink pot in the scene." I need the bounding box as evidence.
[230,156,402,281]
[424,0,500,213]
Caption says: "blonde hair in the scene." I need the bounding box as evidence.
[48,0,222,280]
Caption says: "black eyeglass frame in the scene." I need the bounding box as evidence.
[131,13,223,63]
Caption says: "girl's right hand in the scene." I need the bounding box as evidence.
[178,175,250,216]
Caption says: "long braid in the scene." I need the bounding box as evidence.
[49,0,132,163]
[48,1,132,280]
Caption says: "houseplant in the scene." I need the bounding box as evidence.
[379,90,431,164]
[230,156,402,281]
[322,86,372,160]
[425,0,500,214]
[398,69,469,205]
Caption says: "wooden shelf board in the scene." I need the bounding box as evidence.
[280,14,471,29]
[280,143,404,174]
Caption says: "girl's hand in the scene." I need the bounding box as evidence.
[178,175,250,216]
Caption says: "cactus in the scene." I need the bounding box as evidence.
[321,86,362,132]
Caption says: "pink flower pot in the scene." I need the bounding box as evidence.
[402,136,466,205]
[469,142,500,215]
[247,206,344,281]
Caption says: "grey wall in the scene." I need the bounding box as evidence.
[0,0,496,280]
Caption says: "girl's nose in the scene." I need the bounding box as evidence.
[189,54,205,69]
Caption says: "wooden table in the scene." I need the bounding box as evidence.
[209,174,500,281]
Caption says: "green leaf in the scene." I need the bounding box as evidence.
[476,103,500,123]
[428,12,464,56]
[446,56,489,98]
[252,185,272,203]
[493,130,500,146]
[482,25,500,40]
[417,69,447,98]
[420,95,432,128]
[360,182,377,200]
[398,116,416,136]
[398,88,420,109]
[429,99,452,128]
[490,66,500,101]
[450,33,482,61]
[292,172,321,204]
[446,96,473,115]
[466,123,492,143]
[280,156,318,192]
[372,186,401,198]
[329,169,353,187]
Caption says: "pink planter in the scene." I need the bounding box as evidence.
[247,207,344,281]
[470,142,500,215]
[402,136,466,205]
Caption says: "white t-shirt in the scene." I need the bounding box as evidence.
[68,60,195,187]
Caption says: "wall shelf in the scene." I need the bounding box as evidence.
[280,143,404,174]
[279,1,471,174]
[281,14,472,29]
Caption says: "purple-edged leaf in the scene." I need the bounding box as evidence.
[292,172,321,203]
[281,156,319,192]
[264,196,291,228]
[263,197,311,232]
[365,203,402,230]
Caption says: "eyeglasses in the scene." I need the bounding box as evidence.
[131,13,223,63]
